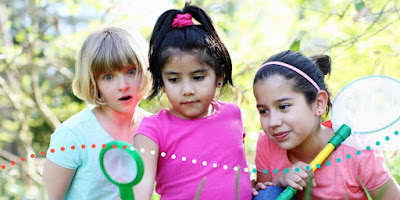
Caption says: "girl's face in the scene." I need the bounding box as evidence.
[96,65,143,114]
[253,75,320,150]
[162,53,221,119]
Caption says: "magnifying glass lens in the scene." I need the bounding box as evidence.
[103,148,137,183]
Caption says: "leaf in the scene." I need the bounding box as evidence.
[357,175,372,200]
[304,174,313,200]
[354,1,365,12]
[289,39,301,52]
[236,166,240,200]
[194,178,206,200]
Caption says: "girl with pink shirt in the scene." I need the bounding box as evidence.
[252,50,400,199]
[133,2,252,200]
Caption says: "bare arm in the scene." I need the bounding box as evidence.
[257,170,272,183]
[252,170,274,196]
[42,158,76,200]
[133,134,159,200]
[369,176,400,200]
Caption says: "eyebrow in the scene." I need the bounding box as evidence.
[163,68,209,75]
[256,97,293,108]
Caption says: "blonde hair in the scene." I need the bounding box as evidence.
[72,26,151,106]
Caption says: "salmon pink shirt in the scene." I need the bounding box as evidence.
[256,121,390,200]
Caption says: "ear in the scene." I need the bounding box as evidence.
[216,77,223,88]
[162,87,165,93]
[314,90,328,117]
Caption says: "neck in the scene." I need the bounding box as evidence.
[287,125,334,164]
[97,106,139,126]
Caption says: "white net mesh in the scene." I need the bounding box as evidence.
[330,76,400,150]
[103,148,138,183]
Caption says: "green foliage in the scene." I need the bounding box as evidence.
[354,1,366,12]
[289,39,301,52]
[358,175,373,200]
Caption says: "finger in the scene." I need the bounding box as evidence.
[312,178,317,187]
[290,175,307,189]
[296,168,310,180]
[298,178,308,189]
[263,181,276,186]
[287,179,303,191]
[256,182,267,190]
[252,188,259,196]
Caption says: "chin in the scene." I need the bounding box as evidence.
[276,142,296,151]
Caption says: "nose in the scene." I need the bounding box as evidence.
[182,79,195,96]
[118,76,130,92]
[268,112,282,128]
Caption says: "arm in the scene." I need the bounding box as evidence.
[133,134,159,200]
[252,170,274,196]
[369,176,400,200]
[42,158,76,200]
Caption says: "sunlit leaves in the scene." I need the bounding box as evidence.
[289,39,301,52]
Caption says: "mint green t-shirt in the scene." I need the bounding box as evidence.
[46,107,118,200]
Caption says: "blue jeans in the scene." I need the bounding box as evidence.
[253,186,297,200]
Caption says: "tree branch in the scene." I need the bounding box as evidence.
[32,65,61,131]
[0,75,41,185]
[324,0,392,52]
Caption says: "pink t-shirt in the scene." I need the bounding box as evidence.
[256,129,390,200]
[136,100,252,200]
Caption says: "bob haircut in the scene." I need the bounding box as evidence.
[72,26,151,106]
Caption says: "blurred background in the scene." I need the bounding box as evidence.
[0,0,399,199]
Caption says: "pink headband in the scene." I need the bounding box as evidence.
[172,13,194,28]
[257,61,321,92]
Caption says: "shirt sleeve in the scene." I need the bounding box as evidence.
[46,126,82,169]
[255,131,270,172]
[234,103,247,140]
[357,149,390,191]
[135,115,162,147]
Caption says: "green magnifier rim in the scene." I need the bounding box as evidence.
[99,140,144,186]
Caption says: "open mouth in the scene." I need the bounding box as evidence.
[119,96,132,101]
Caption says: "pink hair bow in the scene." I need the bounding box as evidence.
[172,13,194,28]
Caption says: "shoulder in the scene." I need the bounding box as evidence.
[214,100,239,109]
[58,107,94,130]
[141,108,169,122]
[51,107,102,143]
[213,100,241,115]
[138,109,171,131]
[257,131,278,149]
[334,144,389,172]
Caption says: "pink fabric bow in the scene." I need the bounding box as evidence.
[172,13,194,28]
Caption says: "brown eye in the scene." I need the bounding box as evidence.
[279,105,290,110]
[168,78,179,83]
[193,76,205,81]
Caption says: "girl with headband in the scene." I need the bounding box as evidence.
[133,2,252,199]
[252,50,400,199]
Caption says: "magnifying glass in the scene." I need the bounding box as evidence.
[99,140,144,200]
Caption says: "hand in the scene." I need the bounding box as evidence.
[251,179,276,196]
[272,162,316,191]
